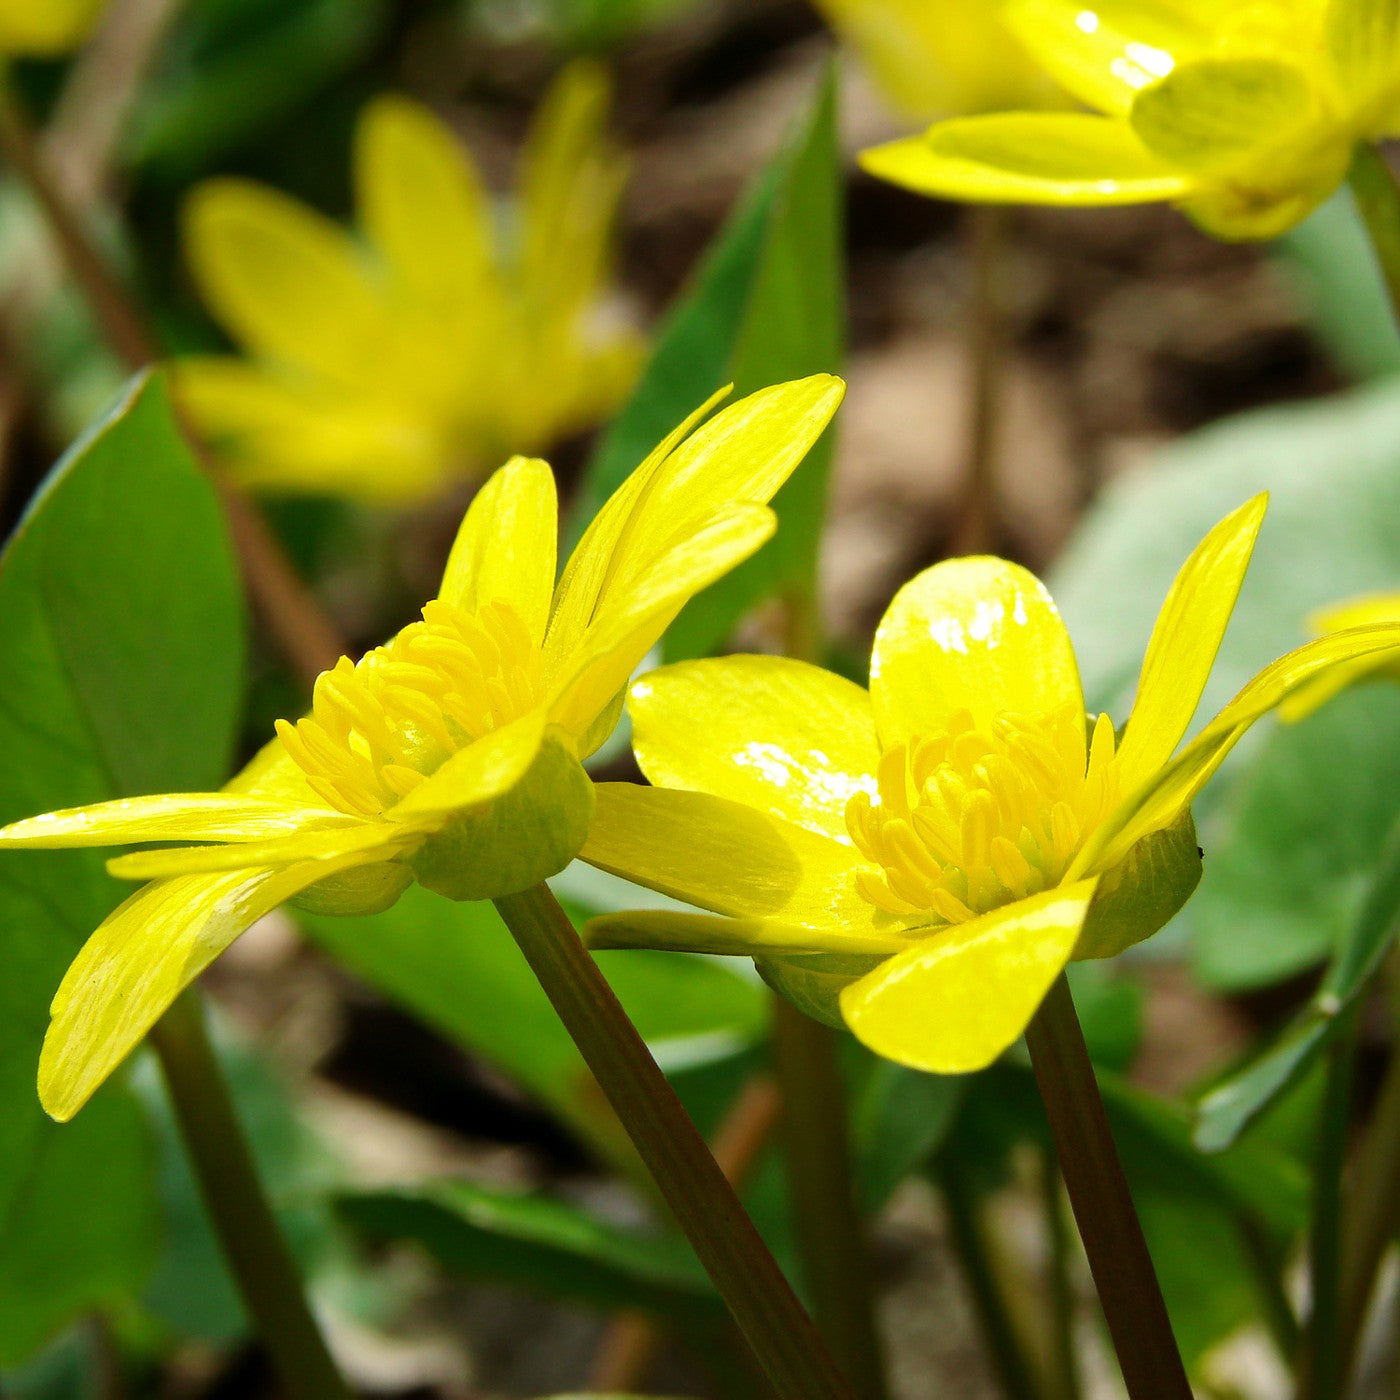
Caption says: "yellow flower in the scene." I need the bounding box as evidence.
[810,0,1062,119]
[1281,588,1400,719]
[0,0,103,53]
[860,0,1400,240]
[0,375,843,1122]
[173,63,643,503]
[582,496,1400,1074]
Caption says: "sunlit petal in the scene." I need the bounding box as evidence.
[107,822,411,881]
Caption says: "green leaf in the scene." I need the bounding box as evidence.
[850,1057,964,1211]
[338,1179,720,1321]
[568,65,843,659]
[1195,818,1400,1151]
[298,884,767,1168]
[0,373,245,1362]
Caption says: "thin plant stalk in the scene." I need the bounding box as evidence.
[1023,975,1190,1400]
[1040,1149,1082,1400]
[936,1152,1051,1400]
[494,882,857,1400]
[1236,1213,1301,1369]
[148,993,350,1400]
[771,998,889,1400]
[1350,143,1400,327]
[0,78,343,686]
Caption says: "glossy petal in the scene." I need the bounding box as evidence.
[582,783,912,935]
[356,95,493,304]
[870,556,1084,748]
[0,793,354,848]
[1281,590,1400,721]
[439,456,557,646]
[39,854,370,1121]
[1076,623,1400,874]
[386,710,550,820]
[586,909,912,958]
[861,115,1194,207]
[628,655,879,842]
[1129,59,1312,171]
[1003,0,1211,115]
[106,821,411,881]
[839,880,1097,1073]
[183,180,386,388]
[1115,493,1266,793]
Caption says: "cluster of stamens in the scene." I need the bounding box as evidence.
[277,599,540,818]
[845,705,1120,922]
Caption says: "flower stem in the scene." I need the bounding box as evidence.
[1023,975,1190,1400]
[1348,143,1400,328]
[0,77,343,687]
[492,883,857,1400]
[936,1153,1050,1400]
[147,992,350,1400]
[771,999,889,1400]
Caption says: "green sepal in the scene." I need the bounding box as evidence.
[757,951,885,1030]
[290,860,414,917]
[1074,808,1203,961]
[409,734,596,902]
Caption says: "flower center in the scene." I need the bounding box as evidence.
[277,599,540,818]
[845,706,1120,923]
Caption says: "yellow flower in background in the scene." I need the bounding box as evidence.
[1282,588,1400,719]
[174,63,643,503]
[0,375,843,1121]
[0,0,104,54]
[583,496,1400,1074]
[810,0,1062,119]
[861,0,1400,240]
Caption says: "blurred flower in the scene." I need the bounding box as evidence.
[174,63,643,503]
[861,0,1400,240]
[0,375,844,1121]
[1282,588,1400,719]
[0,0,104,54]
[583,496,1400,1073]
[810,0,1062,118]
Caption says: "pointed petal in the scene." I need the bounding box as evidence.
[628,655,879,843]
[585,909,911,958]
[1004,0,1211,115]
[107,821,410,881]
[861,115,1193,207]
[870,556,1084,748]
[183,179,386,387]
[40,856,368,1121]
[581,782,914,936]
[1077,624,1400,874]
[839,880,1097,1073]
[1281,590,1400,722]
[438,456,558,646]
[356,95,494,303]
[1115,494,1266,793]
[0,793,352,848]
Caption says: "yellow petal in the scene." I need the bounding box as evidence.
[355,95,494,304]
[1078,623,1400,873]
[870,556,1084,748]
[107,821,411,881]
[1327,0,1400,121]
[183,179,387,388]
[385,709,549,820]
[839,879,1098,1073]
[40,856,369,1121]
[861,114,1194,207]
[628,655,879,843]
[438,456,557,647]
[1281,589,1400,721]
[586,909,911,958]
[582,782,911,935]
[547,504,776,744]
[1115,494,1266,793]
[1004,0,1210,116]
[1129,59,1312,171]
[0,793,352,848]
[0,0,104,53]
[225,734,320,802]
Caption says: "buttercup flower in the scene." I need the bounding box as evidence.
[810,0,1061,119]
[0,375,843,1121]
[860,0,1400,240]
[174,63,642,503]
[582,496,1400,1074]
[0,0,104,53]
